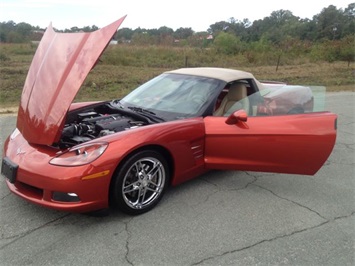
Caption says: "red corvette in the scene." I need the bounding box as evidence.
[1,17,337,215]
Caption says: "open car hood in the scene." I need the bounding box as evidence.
[17,16,126,145]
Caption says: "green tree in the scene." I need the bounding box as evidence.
[213,32,242,55]
[339,35,355,66]
[342,3,355,36]
[208,21,231,35]
[15,22,32,39]
[228,17,251,41]
[313,5,344,40]
[173,27,194,39]
[131,32,153,45]
[116,27,134,41]
[157,26,174,45]
[158,26,174,36]
[260,10,299,44]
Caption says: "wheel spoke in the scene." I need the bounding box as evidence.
[140,188,148,205]
[134,161,141,174]
[123,182,140,194]
[146,186,160,193]
[130,188,147,209]
[132,187,142,206]
[148,179,159,187]
[147,161,162,178]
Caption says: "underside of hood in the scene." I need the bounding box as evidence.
[16,16,126,145]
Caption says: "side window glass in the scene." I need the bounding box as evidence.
[224,92,263,117]
[220,84,327,117]
[214,80,254,116]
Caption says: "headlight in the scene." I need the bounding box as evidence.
[50,142,108,166]
[10,128,20,140]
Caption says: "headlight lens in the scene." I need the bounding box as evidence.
[10,128,20,140]
[50,142,108,166]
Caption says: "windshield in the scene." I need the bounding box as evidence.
[119,73,223,120]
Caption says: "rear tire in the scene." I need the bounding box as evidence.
[110,150,169,215]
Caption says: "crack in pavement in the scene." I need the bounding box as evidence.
[123,218,134,266]
[200,171,258,191]
[244,172,258,188]
[343,143,355,151]
[198,176,219,189]
[197,172,258,207]
[190,170,354,266]
[337,130,355,137]
[244,172,331,220]
[191,212,355,265]
[336,141,355,147]
[182,173,261,215]
[0,192,12,200]
[252,183,327,220]
[190,178,221,209]
[339,120,355,126]
[0,213,71,250]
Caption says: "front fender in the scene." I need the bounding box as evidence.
[94,118,206,185]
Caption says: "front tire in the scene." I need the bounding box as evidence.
[110,150,169,215]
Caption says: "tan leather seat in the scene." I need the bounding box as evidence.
[214,83,249,116]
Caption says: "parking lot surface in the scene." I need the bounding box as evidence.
[0,92,354,265]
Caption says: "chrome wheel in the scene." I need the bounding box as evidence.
[111,150,169,215]
[122,157,165,209]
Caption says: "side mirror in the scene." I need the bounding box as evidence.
[225,110,248,125]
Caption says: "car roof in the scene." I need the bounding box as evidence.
[165,67,256,83]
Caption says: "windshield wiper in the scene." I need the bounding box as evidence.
[127,107,165,122]
[128,106,156,115]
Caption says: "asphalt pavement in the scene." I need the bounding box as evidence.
[0,92,354,266]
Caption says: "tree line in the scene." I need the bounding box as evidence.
[116,4,354,44]
[0,4,354,63]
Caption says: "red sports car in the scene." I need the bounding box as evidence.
[1,17,337,215]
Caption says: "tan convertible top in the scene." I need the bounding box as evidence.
[166,67,256,83]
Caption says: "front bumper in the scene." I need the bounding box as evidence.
[2,130,114,213]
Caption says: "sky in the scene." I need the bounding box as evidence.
[0,0,353,32]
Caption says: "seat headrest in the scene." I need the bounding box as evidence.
[227,83,247,100]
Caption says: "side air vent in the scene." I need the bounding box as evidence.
[191,145,203,160]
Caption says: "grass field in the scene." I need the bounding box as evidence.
[0,43,354,111]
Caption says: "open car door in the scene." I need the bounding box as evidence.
[204,110,337,175]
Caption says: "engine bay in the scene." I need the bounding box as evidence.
[57,102,149,148]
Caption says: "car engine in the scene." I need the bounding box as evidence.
[57,102,148,148]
